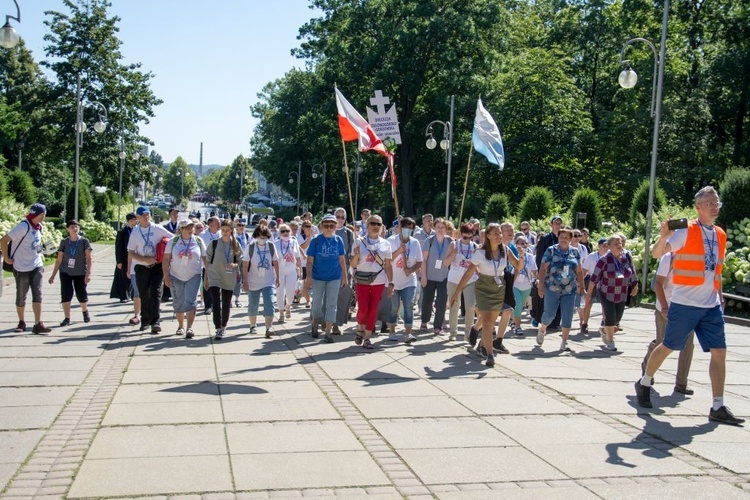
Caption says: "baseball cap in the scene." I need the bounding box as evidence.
[469,218,480,225]
[28,203,46,217]
[269,220,277,228]
[136,206,150,216]
[598,237,607,245]
[168,208,179,214]
[237,218,247,224]
[178,220,194,230]
[550,215,563,224]
[66,219,79,227]
[393,219,399,227]
[125,213,137,221]
[322,214,336,223]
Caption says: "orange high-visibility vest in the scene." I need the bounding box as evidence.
[672,220,726,290]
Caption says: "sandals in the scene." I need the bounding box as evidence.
[176,327,185,336]
[185,328,195,339]
[129,317,140,325]
[362,339,374,350]
[355,333,364,346]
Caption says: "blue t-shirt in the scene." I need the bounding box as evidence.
[307,234,345,281]
[542,244,581,295]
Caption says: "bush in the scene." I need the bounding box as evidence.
[66,183,94,221]
[718,168,750,228]
[569,188,603,231]
[485,193,511,223]
[629,178,667,227]
[8,170,37,206]
[0,169,7,200]
[78,219,116,242]
[518,186,554,222]
[92,191,115,222]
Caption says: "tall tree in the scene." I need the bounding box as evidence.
[163,156,197,203]
[220,155,257,206]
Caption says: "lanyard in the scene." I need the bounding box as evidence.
[257,243,268,267]
[138,224,152,245]
[459,240,472,260]
[237,232,247,248]
[699,223,716,267]
[68,238,80,256]
[435,237,446,259]
[179,237,193,255]
[281,240,290,256]
[492,252,502,277]
[222,240,232,264]
[613,255,623,274]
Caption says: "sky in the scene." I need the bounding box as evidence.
[14,0,319,166]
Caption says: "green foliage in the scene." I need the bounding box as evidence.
[66,183,93,221]
[162,157,197,203]
[7,169,37,206]
[78,219,116,242]
[220,155,257,206]
[718,168,750,227]
[92,191,115,221]
[629,179,667,227]
[485,193,511,223]
[518,186,555,223]
[568,188,602,231]
[0,168,8,199]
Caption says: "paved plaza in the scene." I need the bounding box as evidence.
[1,244,750,499]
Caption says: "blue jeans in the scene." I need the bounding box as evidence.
[312,279,340,324]
[247,286,275,317]
[389,286,415,327]
[171,273,201,313]
[541,289,575,329]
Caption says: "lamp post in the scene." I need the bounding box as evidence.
[288,160,301,216]
[618,0,669,293]
[15,138,23,171]
[181,167,190,202]
[311,162,326,215]
[74,73,108,221]
[0,0,20,49]
[425,95,454,219]
[117,138,140,230]
[235,166,245,212]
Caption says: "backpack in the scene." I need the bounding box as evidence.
[245,240,276,262]
[168,235,203,260]
[155,236,172,263]
[2,220,31,272]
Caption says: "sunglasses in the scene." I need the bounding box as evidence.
[573,234,581,238]
[237,224,245,227]
[369,222,383,226]
[302,225,312,228]
[280,229,290,234]
[322,223,336,228]
[336,215,346,220]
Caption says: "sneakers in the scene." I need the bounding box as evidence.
[389,333,398,342]
[14,321,26,332]
[580,323,588,335]
[674,385,694,395]
[204,307,212,315]
[531,319,539,328]
[82,311,91,323]
[493,337,509,354]
[185,328,195,339]
[513,325,524,336]
[60,318,71,327]
[406,334,417,344]
[485,354,495,367]
[635,380,653,408]
[323,333,334,343]
[468,325,478,347]
[151,324,162,334]
[708,406,745,426]
[560,340,571,352]
[265,328,273,339]
[536,328,545,346]
[139,323,149,332]
[32,322,51,334]
[214,328,224,340]
[235,300,242,308]
[285,308,291,319]
[249,325,258,335]
[176,327,185,336]
[332,325,342,335]
[448,332,457,341]
[605,341,617,352]
[278,315,285,324]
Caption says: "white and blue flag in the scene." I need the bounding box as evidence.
[472,98,505,170]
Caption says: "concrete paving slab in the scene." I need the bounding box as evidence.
[121,367,218,384]
[435,486,600,500]
[0,386,76,407]
[226,421,362,454]
[0,356,98,372]
[12,345,106,357]
[0,463,18,492]
[68,454,233,497]
[0,405,61,430]
[231,450,389,490]
[372,417,516,448]
[0,430,43,463]
[0,370,90,387]
[102,401,224,426]
[350,395,474,418]
[398,446,566,484]
[318,361,421,381]
[219,380,326,400]
[126,354,216,370]
[448,383,577,416]
[427,377,537,396]
[86,424,228,459]
[216,354,311,382]
[336,377,444,398]
[486,415,636,446]
[111,382,221,404]
[573,394,704,416]
[223,397,340,422]
[586,479,750,499]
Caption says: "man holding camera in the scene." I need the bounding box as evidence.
[635,186,743,425]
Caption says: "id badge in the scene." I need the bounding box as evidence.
[435,259,442,270]
[225,264,234,274]
[258,268,267,278]
[494,276,503,286]
[615,272,624,279]
[67,258,76,268]
[563,265,570,276]
[180,255,189,266]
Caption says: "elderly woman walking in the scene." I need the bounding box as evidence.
[48,220,93,326]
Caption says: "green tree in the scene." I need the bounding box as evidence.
[629,178,667,227]
[485,193,511,223]
[66,181,93,221]
[163,157,197,203]
[199,167,225,200]
[569,188,603,231]
[8,170,37,206]
[518,186,555,223]
[718,167,750,227]
[220,155,257,206]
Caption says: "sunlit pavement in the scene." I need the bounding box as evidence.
[1,245,750,499]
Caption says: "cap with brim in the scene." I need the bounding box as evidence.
[136,206,150,216]
[269,220,277,227]
[237,218,247,224]
[178,220,194,230]
[66,219,79,227]
[598,238,608,245]
[28,203,46,217]
[168,208,179,214]
[125,213,137,221]
[550,215,563,223]
[322,214,336,223]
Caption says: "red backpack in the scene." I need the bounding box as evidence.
[155,236,171,263]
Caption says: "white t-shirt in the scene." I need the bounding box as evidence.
[243,242,279,291]
[583,251,605,275]
[275,237,301,275]
[387,235,423,290]
[200,229,220,246]
[513,251,538,291]
[667,227,721,308]
[168,236,206,282]
[654,253,675,311]
[353,236,392,286]
[6,221,44,272]
[127,222,173,259]
[448,240,478,285]
[470,247,508,278]
[572,243,589,264]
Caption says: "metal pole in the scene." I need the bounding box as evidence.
[354,151,360,218]
[17,148,21,171]
[297,161,301,215]
[322,161,326,214]
[74,74,82,221]
[642,0,669,292]
[181,167,185,201]
[118,138,124,231]
[445,95,454,219]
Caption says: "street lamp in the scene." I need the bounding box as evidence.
[0,0,20,49]
[618,0,669,294]
[425,95,455,219]
[288,160,301,216]
[311,162,326,215]
[15,138,23,171]
[74,73,108,221]
[181,167,190,202]
[117,138,140,230]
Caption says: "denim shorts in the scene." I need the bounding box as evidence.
[130,272,140,299]
[247,286,275,317]
[664,302,725,352]
[171,274,202,313]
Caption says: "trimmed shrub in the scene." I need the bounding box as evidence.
[79,219,116,242]
[66,183,94,221]
[718,167,750,228]
[92,191,114,222]
[569,188,603,231]
[518,186,554,222]
[7,170,37,206]
[485,193,511,223]
[629,178,666,226]
[0,169,7,200]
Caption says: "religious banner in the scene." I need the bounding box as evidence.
[366,90,402,145]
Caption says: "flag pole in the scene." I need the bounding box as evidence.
[392,157,400,219]
[341,139,356,224]
[458,142,474,224]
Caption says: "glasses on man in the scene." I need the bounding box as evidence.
[280,229,290,234]
[237,224,245,227]
[369,222,383,226]
[322,223,336,228]
[516,242,527,246]
[700,200,723,209]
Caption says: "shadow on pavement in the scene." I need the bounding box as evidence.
[159,380,268,396]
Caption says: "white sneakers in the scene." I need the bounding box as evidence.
[536,328,545,346]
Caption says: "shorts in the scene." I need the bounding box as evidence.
[14,266,43,307]
[171,274,202,313]
[664,302,725,352]
[60,273,88,303]
[130,272,140,299]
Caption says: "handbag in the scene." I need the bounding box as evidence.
[354,270,380,285]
